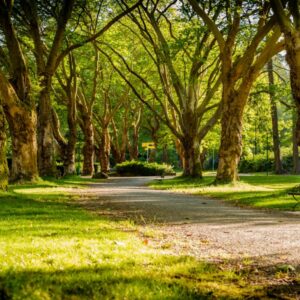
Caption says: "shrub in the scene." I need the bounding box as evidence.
[115,161,175,176]
[239,154,294,173]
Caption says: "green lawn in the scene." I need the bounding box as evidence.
[149,174,300,211]
[0,176,276,300]
[0,177,294,300]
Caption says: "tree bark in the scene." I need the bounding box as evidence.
[63,97,77,175]
[270,0,300,145]
[216,89,245,183]
[128,127,139,160]
[286,33,300,146]
[293,110,300,174]
[181,137,202,178]
[99,126,110,174]
[81,118,95,176]
[267,59,284,174]
[38,77,56,176]
[51,108,76,176]
[0,3,38,182]
[0,107,8,190]
[7,107,38,182]
[0,72,38,182]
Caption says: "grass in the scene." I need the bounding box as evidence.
[149,173,300,211]
[0,175,276,299]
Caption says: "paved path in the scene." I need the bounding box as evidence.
[76,177,300,265]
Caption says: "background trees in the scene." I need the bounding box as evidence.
[0,0,300,187]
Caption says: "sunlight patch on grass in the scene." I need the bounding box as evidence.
[12,187,82,195]
[149,174,300,211]
[0,176,268,299]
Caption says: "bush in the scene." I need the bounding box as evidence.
[115,161,175,176]
[239,154,294,173]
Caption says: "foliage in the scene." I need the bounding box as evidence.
[238,154,295,173]
[115,161,175,176]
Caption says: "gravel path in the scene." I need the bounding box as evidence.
[76,176,300,265]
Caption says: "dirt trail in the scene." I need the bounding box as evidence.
[75,176,300,265]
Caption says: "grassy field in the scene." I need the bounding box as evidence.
[0,178,270,300]
[149,174,300,211]
[0,176,283,300]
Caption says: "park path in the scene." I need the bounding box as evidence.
[76,176,300,265]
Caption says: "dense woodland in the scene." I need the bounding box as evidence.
[0,0,300,189]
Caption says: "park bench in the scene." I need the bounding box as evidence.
[287,192,300,211]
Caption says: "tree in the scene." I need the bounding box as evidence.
[100,1,222,177]
[53,53,78,175]
[271,0,300,147]
[0,107,8,190]
[189,0,284,182]
[267,58,284,174]
[5,0,142,177]
[0,1,38,182]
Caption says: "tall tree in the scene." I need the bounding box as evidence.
[267,58,284,174]
[271,0,300,146]
[13,0,142,176]
[101,1,222,177]
[53,53,78,175]
[189,0,284,182]
[0,1,38,182]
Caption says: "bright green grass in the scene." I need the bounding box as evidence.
[149,174,300,211]
[0,176,267,299]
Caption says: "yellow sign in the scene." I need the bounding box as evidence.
[142,142,155,149]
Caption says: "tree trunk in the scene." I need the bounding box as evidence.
[162,144,169,163]
[216,90,244,183]
[174,139,184,169]
[128,130,139,160]
[99,126,110,174]
[181,138,202,178]
[0,107,8,190]
[37,77,56,176]
[293,110,300,174]
[63,89,77,175]
[6,108,38,182]
[0,9,38,182]
[81,118,94,176]
[0,72,38,182]
[267,59,284,174]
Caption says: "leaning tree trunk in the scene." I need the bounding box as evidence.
[99,127,110,174]
[81,117,94,176]
[38,77,56,176]
[216,90,245,183]
[0,107,8,190]
[268,59,284,174]
[0,73,38,182]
